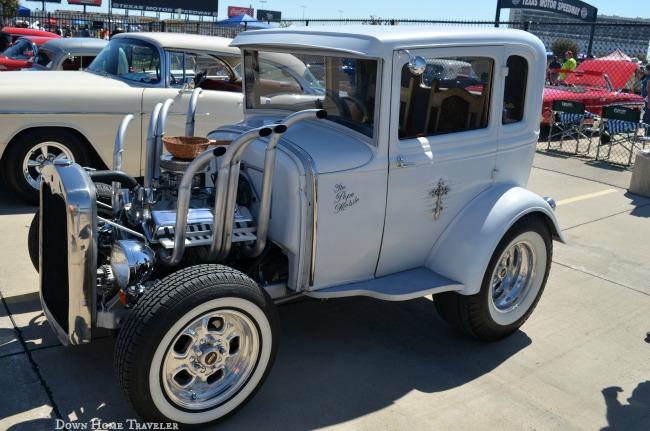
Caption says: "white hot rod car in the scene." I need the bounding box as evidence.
[34,26,564,427]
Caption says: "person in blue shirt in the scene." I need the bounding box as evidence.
[82,24,90,37]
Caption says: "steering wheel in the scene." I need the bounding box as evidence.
[341,95,370,122]
[193,69,208,88]
[323,89,353,118]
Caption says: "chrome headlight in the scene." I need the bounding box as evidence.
[110,240,155,288]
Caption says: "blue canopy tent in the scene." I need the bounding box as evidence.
[216,14,272,29]
[17,6,31,17]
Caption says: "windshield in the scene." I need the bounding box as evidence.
[243,49,378,138]
[87,37,161,84]
[3,39,36,60]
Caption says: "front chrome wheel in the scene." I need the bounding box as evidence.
[115,265,279,427]
[162,309,260,410]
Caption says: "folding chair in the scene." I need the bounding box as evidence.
[547,100,599,154]
[597,105,648,166]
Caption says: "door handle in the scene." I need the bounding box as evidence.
[396,156,416,168]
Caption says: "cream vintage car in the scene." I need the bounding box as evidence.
[0,32,244,203]
[35,26,564,428]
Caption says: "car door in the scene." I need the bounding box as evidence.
[376,46,503,277]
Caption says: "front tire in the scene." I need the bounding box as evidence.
[115,265,279,428]
[4,130,90,204]
[434,214,552,341]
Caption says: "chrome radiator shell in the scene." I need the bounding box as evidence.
[39,161,97,346]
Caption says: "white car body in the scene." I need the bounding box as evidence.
[216,25,565,296]
[0,32,244,203]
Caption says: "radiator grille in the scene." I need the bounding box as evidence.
[40,183,69,333]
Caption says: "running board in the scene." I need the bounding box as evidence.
[305,267,464,301]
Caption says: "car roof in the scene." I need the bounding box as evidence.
[231,25,545,61]
[12,35,55,45]
[40,37,108,54]
[112,32,240,55]
[4,27,61,38]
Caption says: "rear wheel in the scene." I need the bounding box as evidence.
[434,214,552,341]
[4,130,90,204]
[115,265,279,428]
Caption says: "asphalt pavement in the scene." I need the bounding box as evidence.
[1,149,649,431]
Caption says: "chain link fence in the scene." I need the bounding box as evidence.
[3,11,650,166]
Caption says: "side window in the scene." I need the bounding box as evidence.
[62,56,81,71]
[399,56,493,139]
[503,55,528,124]
[169,51,237,88]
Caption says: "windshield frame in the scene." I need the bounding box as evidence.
[85,36,165,87]
[242,48,380,139]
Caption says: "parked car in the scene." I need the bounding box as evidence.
[0,35,57,71]
[26,37,108,71]
[0,32,244,203]
[541,59,644,125]
[3,27,60,46]
[35,25,563,428]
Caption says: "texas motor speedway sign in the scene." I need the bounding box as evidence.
[499,0,598,22]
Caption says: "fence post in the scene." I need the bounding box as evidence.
[587,23,596,57]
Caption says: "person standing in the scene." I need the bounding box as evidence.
[624,68,645,94]
[559,50,577,81]
[642,65,650,127]
[562,51,577,70]
[0,23,12,52]
[547,55,561,84]
[82,24,90,37]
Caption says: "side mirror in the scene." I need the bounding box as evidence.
[400,49,426,76]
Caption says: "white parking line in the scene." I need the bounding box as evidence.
[555,189,618,206]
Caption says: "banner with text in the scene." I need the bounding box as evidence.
[111,0,219,16]
[68,0,102,6]
[228,6,253,17]
[499,0,597,22]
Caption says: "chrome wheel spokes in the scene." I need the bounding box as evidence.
[162,309,259,410]
[491,241,536,313]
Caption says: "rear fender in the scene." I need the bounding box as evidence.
[425,183,565,296]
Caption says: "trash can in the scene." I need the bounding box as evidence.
[629,149,650,197]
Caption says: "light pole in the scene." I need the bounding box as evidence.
[338,10,343,19]
[259,0,266,19]
[301,5,307,20]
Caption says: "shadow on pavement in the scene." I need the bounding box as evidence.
[601,381,650,431]
[0,176,37,216]
[625,192,650,218]
[2,296,532,430]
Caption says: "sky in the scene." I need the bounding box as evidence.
[31,0,647,21]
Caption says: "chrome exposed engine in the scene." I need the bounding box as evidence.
[37,98,326,344]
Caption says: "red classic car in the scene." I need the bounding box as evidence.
[3,27,60,46]
[0,35,57,71]
[541,60,644,125]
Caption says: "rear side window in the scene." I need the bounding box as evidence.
[502,55,528,124]
[399,56,493,139]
